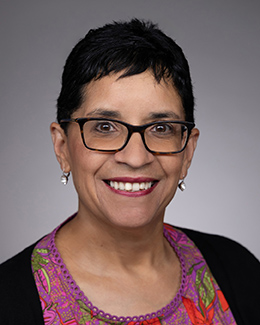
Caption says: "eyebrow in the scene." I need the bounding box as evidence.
[86,108,121,118]
[86,108,181,120]
[148,111,181,120]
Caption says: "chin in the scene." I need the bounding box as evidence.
[105,211,159,231]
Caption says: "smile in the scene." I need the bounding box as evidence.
[104,178,158,194]
[108,181,155,192]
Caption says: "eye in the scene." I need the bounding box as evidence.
[151,123,174,134]
[95,121,116,133]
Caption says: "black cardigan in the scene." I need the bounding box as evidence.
[1,227,259,324]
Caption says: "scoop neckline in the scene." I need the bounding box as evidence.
[49,217,187,323]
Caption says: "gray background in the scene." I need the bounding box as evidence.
[1,0,260,263]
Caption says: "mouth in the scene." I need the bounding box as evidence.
[104,178,158,193]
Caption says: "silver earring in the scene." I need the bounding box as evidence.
[178,179,186,191]
[60,171,70,185]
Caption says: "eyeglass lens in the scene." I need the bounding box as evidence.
[82,120,188,153]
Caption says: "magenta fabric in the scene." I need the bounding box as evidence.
[31,220,236,324]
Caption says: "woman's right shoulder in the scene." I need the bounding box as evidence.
[0,241,39,297]
[0,242,35,271]
[0,241,45,324]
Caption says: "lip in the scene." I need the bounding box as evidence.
[103,177,159,197]
[107,177,157,183]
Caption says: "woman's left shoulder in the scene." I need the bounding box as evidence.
[178,226,259,266]
[166,224,260,324]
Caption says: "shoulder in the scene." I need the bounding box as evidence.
[169,225,260,324]
[177,226,260,271]
[0,242,44,324]
[0,243,35,291]
[0,242,35,271]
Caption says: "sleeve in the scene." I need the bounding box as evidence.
[180,227,260,325]
[0,243,44,325]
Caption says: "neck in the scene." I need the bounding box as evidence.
[56,211,172,272]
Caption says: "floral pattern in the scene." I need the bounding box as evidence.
[31,220,236,324]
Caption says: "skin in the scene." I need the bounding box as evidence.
[50,70,199,316]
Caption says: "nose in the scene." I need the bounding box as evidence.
[114,132,154,168]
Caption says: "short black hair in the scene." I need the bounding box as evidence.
[57,19,195,129]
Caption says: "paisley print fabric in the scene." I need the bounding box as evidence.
[32,220,236,324]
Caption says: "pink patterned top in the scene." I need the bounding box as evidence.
[31,220,237,325]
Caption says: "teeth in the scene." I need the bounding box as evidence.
[125,182,132,191]
[139,182,145,190]
[119,182,124,190]
[109,181,154,192]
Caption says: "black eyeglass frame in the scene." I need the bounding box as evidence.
[60,118,195,155]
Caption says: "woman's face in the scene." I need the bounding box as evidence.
[51,71,199,230]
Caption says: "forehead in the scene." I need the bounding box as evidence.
[76,71,184,122]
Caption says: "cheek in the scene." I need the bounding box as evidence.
[68,144,108,192]
[156,156,184,209]
[67,140,91,188]
[161,155,184,178]
[160,155,184,192]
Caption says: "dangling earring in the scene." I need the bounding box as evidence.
[60,170,70,185]
[178,178,186,191]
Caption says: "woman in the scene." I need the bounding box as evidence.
[0,19,259,325]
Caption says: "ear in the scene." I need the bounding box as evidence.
[50,122,71,172]
[181,128,199,178]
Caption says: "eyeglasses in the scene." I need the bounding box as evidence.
[60,118,195,155]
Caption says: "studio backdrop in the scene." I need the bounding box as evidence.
[1,0,259,262]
